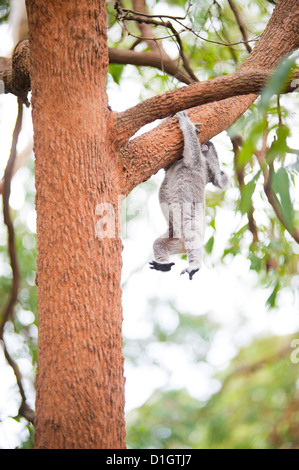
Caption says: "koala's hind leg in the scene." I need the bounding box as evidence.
[180,245,202,279]
[150,236,184,272]
[180,206,205,280]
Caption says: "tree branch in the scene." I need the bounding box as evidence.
[119,1,259,48]
[108,48,193,85]
[129,0,169,60]
[118,0,299,193]
[0,140,33,195]
[0,39,30,106]
[0,42,194,95]
[115,0,198,83]
[115,69,299,147]
[119,5,199,82]
[119,94,257,194]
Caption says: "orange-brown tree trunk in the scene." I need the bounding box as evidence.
[26,0,126,448]
[22,0,299,449]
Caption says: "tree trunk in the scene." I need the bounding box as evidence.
[26,0,126,449]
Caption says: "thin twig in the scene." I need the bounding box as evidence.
[0,98,35,424]
[115,0,259,80]
[119,1,192,21]
[117,1,259,48]
[116,0,196,82]
[1,340,35,424]
[0,98,23,339]
[163,20,199,82]
[227,0,252,53]
[175,17,260,47]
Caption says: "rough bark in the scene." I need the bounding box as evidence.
[26,0,125,449]
[119,0,299,195]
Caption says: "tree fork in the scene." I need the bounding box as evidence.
[119,0,299,194]
[114,69,299,147]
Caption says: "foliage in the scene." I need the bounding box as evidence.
[126,334,299,449]
[0,162,37,341]
[0,161,37,448]
[0,0,9,24]
[226,54,299,307]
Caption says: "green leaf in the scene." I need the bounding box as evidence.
[266,125,290,164]
[239,170,261,215]
[260,55,298,111]
[272,167,294,230]
[205,235,214,254]
[266,282,280,309]
[239,179,256,215]
[248,253,262,272]
[109,64,125,85]
[237,121,266,168]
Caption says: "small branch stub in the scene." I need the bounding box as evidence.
[0,39,31,106]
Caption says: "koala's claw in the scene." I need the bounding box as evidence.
[180,267,199,280]
[149,261,175,272]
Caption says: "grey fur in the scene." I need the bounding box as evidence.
[149,110,228,280]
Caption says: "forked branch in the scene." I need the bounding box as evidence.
[115,69,299,147]
[118,0,299,193]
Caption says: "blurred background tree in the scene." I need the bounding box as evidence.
[0,0,298,448]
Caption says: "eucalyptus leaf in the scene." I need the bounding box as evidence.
[205,235,214,254]
[109,64,125,85]
[266,125,290,163]
[239,179,256,215]
[260,55,298,111]
[272,167,294,230]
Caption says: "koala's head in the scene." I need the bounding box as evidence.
[201,141,228,189]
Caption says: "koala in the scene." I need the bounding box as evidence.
[149,110,228,280]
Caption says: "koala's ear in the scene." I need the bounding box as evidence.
[214,171,229,189]
[201,144,209,152]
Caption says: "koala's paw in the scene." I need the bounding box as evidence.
[149,261,175,272]
[180,267,200,280]
[176,110,188,119]
[194,123,202,134]
[176,111,189,125]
